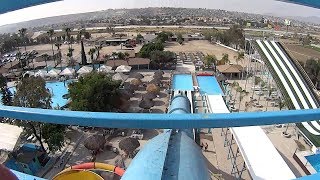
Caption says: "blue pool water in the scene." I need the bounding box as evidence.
[172,74,193,91]
[0,81,71,108]
[306,154,320,172]
[197,76,224,95]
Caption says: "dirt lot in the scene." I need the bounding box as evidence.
[281,43,320,63]
[165,40,238,60]
[24,43,142,63]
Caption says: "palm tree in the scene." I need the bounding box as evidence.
[67,47,74,69]
[88,48,96,70]
[204,54,218,72]
[95,45,103,69]
[234,51,244,65]
[55,43,62,69]
[16,52,22,72]
[64,27,72,48]
[220,53,229,65]
[41,54,49,73]
[18,28,27,52]
[124,52,130,63]
[47,29,56,66]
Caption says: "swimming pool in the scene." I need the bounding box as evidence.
[306,154,320,172]
[172,74,193,91]
[197,76,224,95]
[0,81,71,108]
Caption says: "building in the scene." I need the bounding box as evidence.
[106,58,150,70]
[216,64,244,79]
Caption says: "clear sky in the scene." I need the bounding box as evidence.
[0,0,320,26]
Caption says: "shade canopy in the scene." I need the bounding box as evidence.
[84,134,106,151]
[130,78,142,86]
[129,72,144,79]
[119,137,140,155]
[143,92,157,100]
[146,84,160,94]
[139,99,155,109]
[60,67,75,76]
[97,65,113,73]
[23,71,35,77]
[118,89,134,100]
[77,66,93,75]
[115,65,132,73]
[112,73,128,81]
[34,69,48,77]
[149,78,161,85]
[47,68,61,77]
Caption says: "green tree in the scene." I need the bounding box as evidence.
[18,28,27,52]
[204,54,218,72]
[149,50,176,69]
[84,32,91,39]
[177,33,183,45]
[136,33,144,43]
[47,29,56,65]
[67,47,75,69]
[156,31,173,43]
[55,43,62,68]
[41,53,49,73]
[95,45,103,69]
[13,77,65,152]
[1,87,13,106]
[0,73,7,89]
[88,48,96,69]
[235,51,244,65]
[64,27,71,42]
[138,42,164,58]
[220,53,230,65]
[117,52,125,60]
[304,58,320,87]
[68,72,124,112]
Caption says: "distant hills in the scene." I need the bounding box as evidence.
[0,7,319,34]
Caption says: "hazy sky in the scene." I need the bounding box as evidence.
[0,0,320,26]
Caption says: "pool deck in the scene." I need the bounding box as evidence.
[295,151,317,175]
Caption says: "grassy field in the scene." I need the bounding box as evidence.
[280,43,320,63]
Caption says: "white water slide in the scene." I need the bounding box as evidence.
[207,95,296,179]
[256,40,320,135]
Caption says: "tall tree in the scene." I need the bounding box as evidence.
[47,29,56,66]
[95,45,103,69]
[136,34,144,44]
[80,41,88,66]
[235,51,244,65]
[41,54,49,73]
[18,28,27,52]
[64,27,72,49]
[88,48,96,70]
[67,47,75,69]
[204,54,218,72]
[68,72,124,112]
[220,53,230,65]
[304,58,320,87]
[13,77,65,152]
[177,33,183,45]
[1,87,13,106]
[55,43,62,69]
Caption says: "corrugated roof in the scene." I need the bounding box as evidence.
[0,123,23,152]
